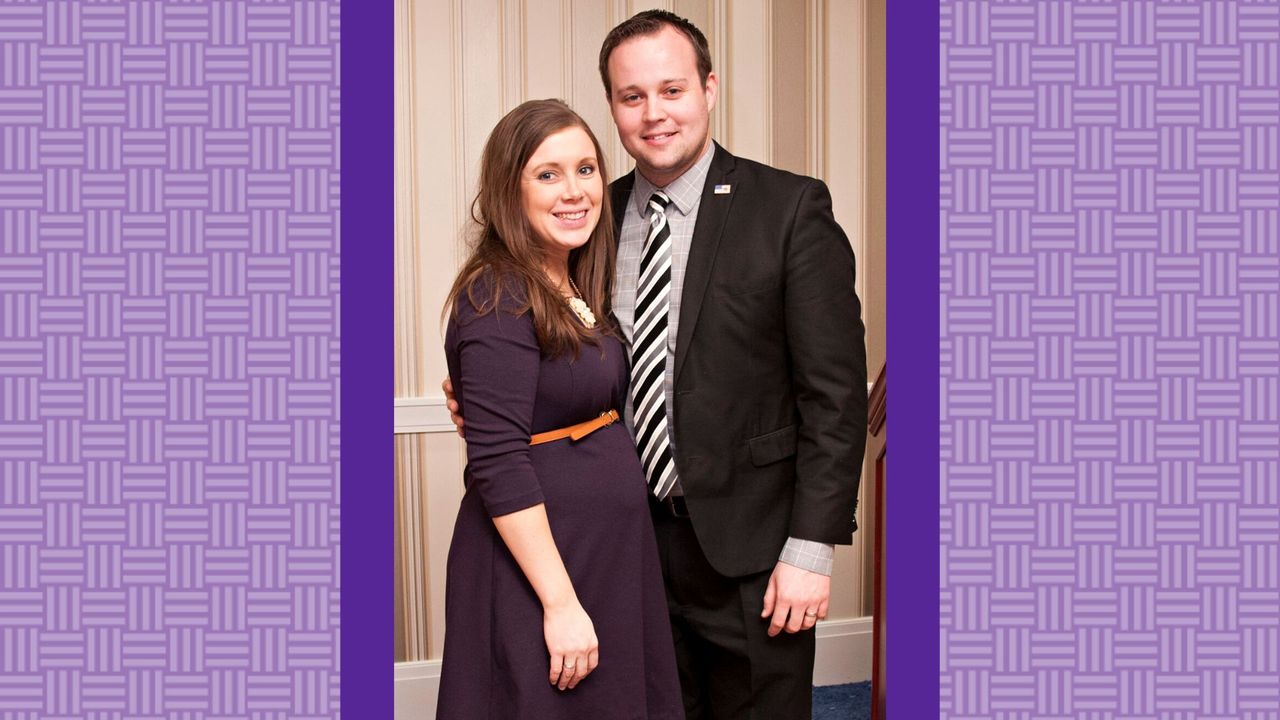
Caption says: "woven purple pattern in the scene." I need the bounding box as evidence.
[941,2,1280,718]
[0,2,341,717]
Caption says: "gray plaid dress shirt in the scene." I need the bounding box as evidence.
[612,144,834,576]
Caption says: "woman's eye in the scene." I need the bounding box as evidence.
[537,171,556,181]
[578,165,595,176]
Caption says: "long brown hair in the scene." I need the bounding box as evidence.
[446,99,616,357]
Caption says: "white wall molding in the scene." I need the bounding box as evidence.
[813,615,874,687]
[394,616,872,720]
[395,659,442,720]
[395,396,455,434]
[394,379,875,435]
[394,382,874,436]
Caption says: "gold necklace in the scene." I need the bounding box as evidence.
[566,278,596,329]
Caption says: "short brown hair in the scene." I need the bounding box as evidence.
[598,10,712,97]
[446,99,616,358]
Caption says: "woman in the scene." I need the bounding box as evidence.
[435,99,682,719]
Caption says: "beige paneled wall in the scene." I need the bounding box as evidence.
[863,0,887,380]
[394,433,428,661]
[394,0,886,664]
[770,0,807,175]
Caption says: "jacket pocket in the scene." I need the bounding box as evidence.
[748,424,798,467]
[711,272,781,298]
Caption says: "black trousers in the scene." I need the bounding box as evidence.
[650,501,816,720]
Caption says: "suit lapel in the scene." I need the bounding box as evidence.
[610,171,634,238]
[674,144,736,385]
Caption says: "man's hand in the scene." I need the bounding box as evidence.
[760,561,830,637]
[442,377,464,438]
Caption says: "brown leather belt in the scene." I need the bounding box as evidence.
[529,409,621,446]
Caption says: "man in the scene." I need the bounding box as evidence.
[450,11,866,719]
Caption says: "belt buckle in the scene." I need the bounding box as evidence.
[666,496,690,518]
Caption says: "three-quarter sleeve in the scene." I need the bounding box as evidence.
[453,290,545,517]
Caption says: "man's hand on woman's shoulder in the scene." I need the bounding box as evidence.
[442,377,464,437]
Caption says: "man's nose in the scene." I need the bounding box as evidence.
[642,98,665,122]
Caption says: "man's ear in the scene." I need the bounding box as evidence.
[703,71,719,113]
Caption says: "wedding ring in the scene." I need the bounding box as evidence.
[804,610,818,618]
[563,663,576,671]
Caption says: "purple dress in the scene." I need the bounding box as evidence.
[436,284,683,720]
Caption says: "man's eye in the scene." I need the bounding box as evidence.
[665,88,682,96]
[624,94,640,103]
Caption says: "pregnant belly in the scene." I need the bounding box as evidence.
[528,424,656,596]
[529,424,648,524]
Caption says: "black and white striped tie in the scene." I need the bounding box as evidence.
[632,191,678,499]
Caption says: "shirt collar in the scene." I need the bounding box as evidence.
[633,142,716,218]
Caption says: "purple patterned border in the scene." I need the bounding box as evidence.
[940,2,1280,717]
[0,1,343,716]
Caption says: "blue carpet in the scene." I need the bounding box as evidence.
[812,681,871,720]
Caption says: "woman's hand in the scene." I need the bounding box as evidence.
[544,600,599,690]
[489,504,596,689]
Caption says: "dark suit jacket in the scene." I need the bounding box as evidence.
[612,143,868,578]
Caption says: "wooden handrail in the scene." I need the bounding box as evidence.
[868,363,886,436]
[868,362,887,720]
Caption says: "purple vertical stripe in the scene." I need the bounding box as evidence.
[887,1,942,718]
[339,0,392,717]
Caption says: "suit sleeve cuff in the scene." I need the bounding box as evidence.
[778,537,835,576]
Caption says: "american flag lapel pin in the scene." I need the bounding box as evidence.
[714,184,731,194]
